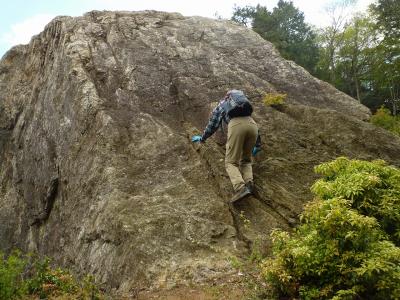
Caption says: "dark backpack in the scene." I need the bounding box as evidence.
[222,90,253,118]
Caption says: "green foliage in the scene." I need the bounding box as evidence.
[239,210,251,229]
[371,0,400,40]
[81,275,103,300]
[261,158,400,299]
[370,107,400,136]
[26,255,78,298]
[316,12,380,104]
[231,5,256,26]
[228,256,242,269]
[0,251,103,299]
[0,250,28,300]
[336,16,376,103]
[263,200,400,299]
[232,1,319,74]
[263,93,287,106]
[231,0,399,112]
[248,239,263,264]
[314,2,400,112]
[312,157,400,245]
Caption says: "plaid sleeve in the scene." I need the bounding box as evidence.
[201,104,224,142]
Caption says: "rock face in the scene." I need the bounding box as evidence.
[0,10,399,292]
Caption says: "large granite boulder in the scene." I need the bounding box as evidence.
[0,10,399,292]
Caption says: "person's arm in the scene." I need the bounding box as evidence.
[200,104,224,142]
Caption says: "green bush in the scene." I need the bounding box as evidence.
[370,107,400,136]
[26,256,78,298]
[312,157,400,245]
[0,251,102,299]
[0,250,28,300]
[261,158,400,299]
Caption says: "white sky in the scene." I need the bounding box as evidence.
[0,0,376,58]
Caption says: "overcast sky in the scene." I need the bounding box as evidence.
[0,0,376,58]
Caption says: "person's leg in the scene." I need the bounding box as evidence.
[225,118,246,191]
[240,118,258,184]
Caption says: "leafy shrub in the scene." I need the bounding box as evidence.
[0,250,28,300]
[370,107,400,136]
[26,256,78,298]
[312,157,400,245]
[261,158,400,299]
[0,251,103,299]
[263,93,287,106]
[262,199,400,299]
[81,275,103,300]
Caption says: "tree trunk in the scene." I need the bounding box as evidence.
[355,77,361,103]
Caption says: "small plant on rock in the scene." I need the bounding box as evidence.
[263,93,287,107]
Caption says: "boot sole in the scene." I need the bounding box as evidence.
[230,189,251,203]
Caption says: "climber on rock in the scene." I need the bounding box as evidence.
[192,89,261,203]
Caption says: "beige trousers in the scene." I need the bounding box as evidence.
[225,116,258,192]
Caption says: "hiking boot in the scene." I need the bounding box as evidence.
[231,186,251,203]
[245,181,254,194]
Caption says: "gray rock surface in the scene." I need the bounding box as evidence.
[0,10,399,292]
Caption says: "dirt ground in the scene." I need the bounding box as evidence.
[136,286,245,300]
[122,270,268,300]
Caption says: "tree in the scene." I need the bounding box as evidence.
[315,1,399,113]
[232,1,319,74]
[335,15,377,103]
[365,37,400,114]
[231,5,256,27]
[231,0,399,114]
[315,0,356,83]
[370,0,400,115]
[371,0,400,40]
